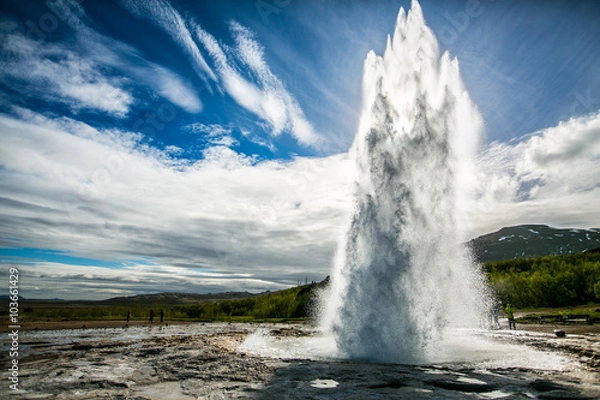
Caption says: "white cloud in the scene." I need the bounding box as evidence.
[150,65,203,113]
[186,123,239,147]
[193,23,323,148]
[0,111,353,298]
[187,123,232,137]
[0,32,133,117]
[65,0,204,113]
[0,8,203,116]
[116,0,324,148]
[240,128,277,152]
[1,108,599,298]
[471,111,600,236]
[230,22,323,146]
[119,0,217,86]
[6,262,284,301]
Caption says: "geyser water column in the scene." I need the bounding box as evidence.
[320,0,490,363]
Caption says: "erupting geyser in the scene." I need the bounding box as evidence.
[320,0,491,363]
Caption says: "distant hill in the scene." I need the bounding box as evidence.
[470,224,600,263]
[20,291,259,307]
[11,279,331,321]
[0,295,27,300]
[95,291,259,306]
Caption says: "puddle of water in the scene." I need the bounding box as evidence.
[136,381,195,400]
[310,379,339,389]
[479,389,515,399]
[456,377,487,385]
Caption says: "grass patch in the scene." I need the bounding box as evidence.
[516,304,600,324]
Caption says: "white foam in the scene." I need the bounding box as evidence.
[239,328,577,371]
[318,0,490,364]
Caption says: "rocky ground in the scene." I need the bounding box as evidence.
[2,322,599,399]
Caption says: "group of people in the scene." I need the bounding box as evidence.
[129,306,516,329]
[148,309,164,323]
[490,304,516,330]
[125,309,165,324]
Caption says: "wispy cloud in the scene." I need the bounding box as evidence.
[0,29,133,117]
[186,123,239,147]
[147,65,203,113]
[0,3,203,117]
[194,22,323,148]
[59,0,204,113]
[119,0,217,87]
[231,21,323,147]
[118,0,323,148]
[240,128,277,152]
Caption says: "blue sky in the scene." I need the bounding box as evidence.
[1,0,599,299]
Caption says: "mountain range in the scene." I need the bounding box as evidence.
[469,224,600,263]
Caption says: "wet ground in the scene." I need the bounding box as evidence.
[2,322,599,399]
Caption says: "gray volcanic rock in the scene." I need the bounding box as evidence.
[7,323,600,399]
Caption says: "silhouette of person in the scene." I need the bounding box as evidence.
[126,310,131,324]
[505,303,516,330]
[159,309,164,323]
[149,309,155,323]
[492,308,500,329]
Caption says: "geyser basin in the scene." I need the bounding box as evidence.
[239,327,573,370]
[319,0,490,363]
[237,6,598,395]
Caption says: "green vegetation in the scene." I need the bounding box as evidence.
[485,252,600,309]
[516,304,600,324]
[173,282,322,321]
[13,281,325,323]
[18,304,178,321]
[12,252,600,324]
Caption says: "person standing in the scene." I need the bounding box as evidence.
[505,303,516,330]
[126,310,131,324]
[159,309,164,323]
[149,309,155,323]
[492,308,500,329]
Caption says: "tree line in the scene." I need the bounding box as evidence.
[173,283,318,321]
[18,252,600,322]
[484,251,600,309]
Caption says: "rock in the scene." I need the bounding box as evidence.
[368,380,406,389]
[10,323,600,399]
[538,389,592,399]
[530,379,565,392]
[554,330,566,337]
[71,344,93,351]
[139,348,163,356]
[431,380,493,393]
